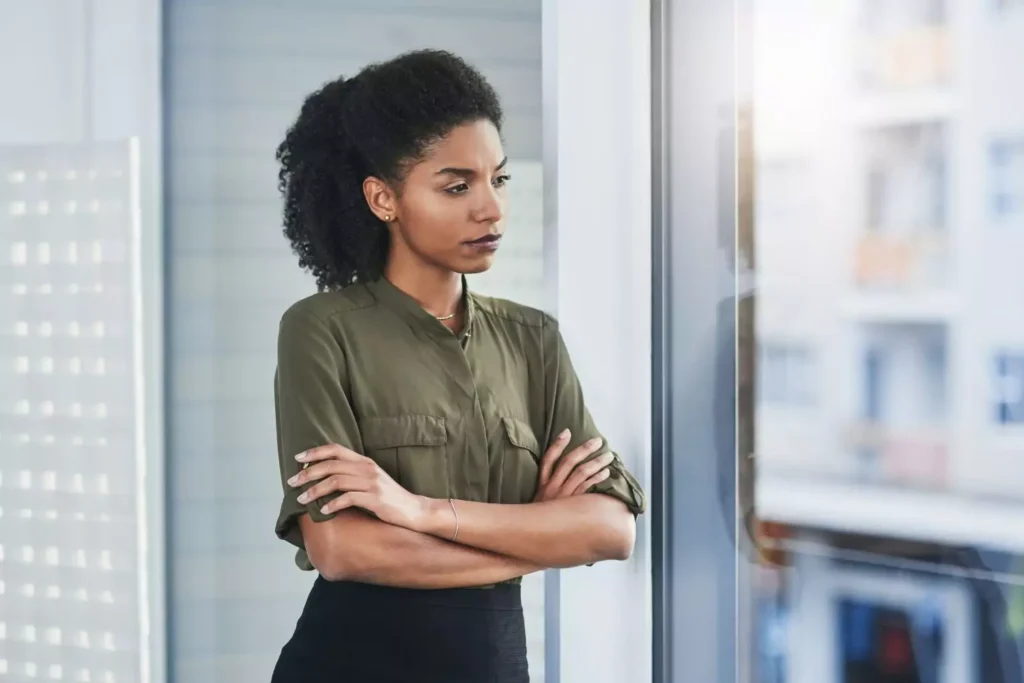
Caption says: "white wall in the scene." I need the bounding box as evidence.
[543,0,652,681]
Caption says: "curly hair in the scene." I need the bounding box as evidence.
[275,49,504,291]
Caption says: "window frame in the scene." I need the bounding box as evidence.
[651,0,749,681]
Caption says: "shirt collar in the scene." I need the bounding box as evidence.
[366,274,476,340]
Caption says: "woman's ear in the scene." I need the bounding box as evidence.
[363,176,397,223]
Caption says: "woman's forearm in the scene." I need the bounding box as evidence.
[300,510,543,589]
[418,494,636,568]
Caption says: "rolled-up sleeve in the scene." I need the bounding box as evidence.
[274,305,363,567]
[541,315,646,516]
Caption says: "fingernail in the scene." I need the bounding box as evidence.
[297,492,309,504]
[287,475,299,486]
[589,437,604,447]
[294,451,307,461]
[601,452,615,461]
[559,429,570,440]
[320,505,330,514]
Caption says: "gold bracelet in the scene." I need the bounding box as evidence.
[448,498,459,542]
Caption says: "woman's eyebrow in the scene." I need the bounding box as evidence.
[435,157,509,178]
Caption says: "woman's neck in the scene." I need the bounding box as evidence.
[383,261,463,320]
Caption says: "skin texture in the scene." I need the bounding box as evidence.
[362,120,509,330]
[293,421,632,584]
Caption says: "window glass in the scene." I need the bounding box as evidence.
[749,1,1024,682]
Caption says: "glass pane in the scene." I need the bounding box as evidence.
[163,2,545,681]
[750,1,1024,681]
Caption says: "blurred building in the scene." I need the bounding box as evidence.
[754,0,1024,681]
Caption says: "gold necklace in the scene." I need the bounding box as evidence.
[435,312,456,321]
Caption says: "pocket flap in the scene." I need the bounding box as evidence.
[362,415,447,449]
[501,417,540,455]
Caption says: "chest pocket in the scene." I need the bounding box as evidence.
[361,415,449,499]
[499,417,541,504]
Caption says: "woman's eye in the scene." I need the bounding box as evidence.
[492,173,512,187]
[445,183,470,195]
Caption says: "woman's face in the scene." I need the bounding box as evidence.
[367,119,509,276]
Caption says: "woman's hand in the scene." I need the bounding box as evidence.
[289,444,429,531]
[533,430,614,503]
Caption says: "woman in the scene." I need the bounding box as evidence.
[271,49,646,683]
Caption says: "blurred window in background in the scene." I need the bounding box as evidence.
[750,0,1024,681]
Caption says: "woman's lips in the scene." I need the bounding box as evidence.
[464,234,502,251]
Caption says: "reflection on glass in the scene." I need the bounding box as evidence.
[748,0,1024,681]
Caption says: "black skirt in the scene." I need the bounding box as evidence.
[271,577,530,683]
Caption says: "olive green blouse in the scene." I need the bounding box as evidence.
[273,276,646,576]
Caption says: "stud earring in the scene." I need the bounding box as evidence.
[383,215,392,222]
